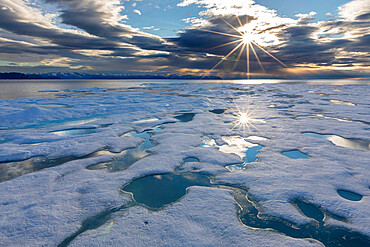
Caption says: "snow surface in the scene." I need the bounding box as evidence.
[0,82,369,246]
[70,187,321,247]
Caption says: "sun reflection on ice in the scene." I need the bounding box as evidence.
[239,112,250,124]
[230,105,266,136]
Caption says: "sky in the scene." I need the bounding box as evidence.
[0,0,369,78]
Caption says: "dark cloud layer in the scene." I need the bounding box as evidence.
[45,0,134,38]
[0,0,369,78]
[0,4,119,50]
[44,0,173,52]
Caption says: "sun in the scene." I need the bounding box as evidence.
[241,33,253,45]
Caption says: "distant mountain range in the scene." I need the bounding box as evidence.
[0,72,221,80]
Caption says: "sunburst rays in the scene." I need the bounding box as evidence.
[200,15,288,78]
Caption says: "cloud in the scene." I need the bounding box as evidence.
[45,0,136,38]
[338,0,370,21]
[133,9,141,15]
[44,0,174,52]
[295,11,317,24]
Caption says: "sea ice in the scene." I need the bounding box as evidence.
[0,82,369,246]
